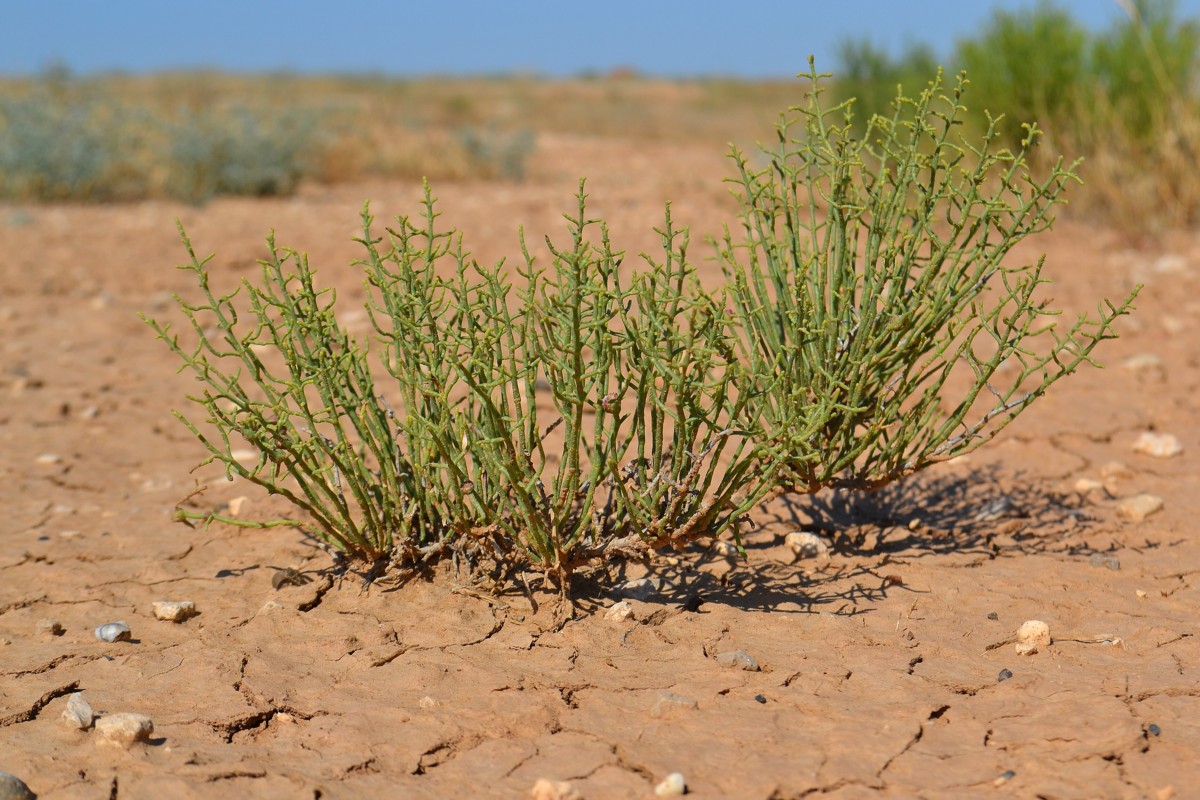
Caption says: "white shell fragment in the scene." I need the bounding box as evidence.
[605,600,634,622]
[1132,432,1183,458]
[1015,620,1051,656]
[529,778,582,800]
[1117,494,1165,522]
[655,772,687,797]
[61,692,94,730]
[152,601,196,622]
[785,531,830,559]
[94,621,132,643]
[94,712,154,748]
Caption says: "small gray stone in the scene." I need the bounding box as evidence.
[0,771,35,800]
[61,693,94,730]
[94,713,154,748]
[715,649,760,671]
[94,622,131,643]
[651,691,698,717]
[1088,553,1121,571]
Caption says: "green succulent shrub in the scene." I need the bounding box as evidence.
[145,63,1137,594]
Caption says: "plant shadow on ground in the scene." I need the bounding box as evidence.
[568,463,1103,618]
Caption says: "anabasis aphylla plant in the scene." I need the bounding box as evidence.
[717,61,1138,495]
[146,62,1136,594]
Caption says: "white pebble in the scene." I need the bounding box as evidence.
[529,778,582,800]
[1132,432,1183,458]
[1073,478,1104,493]
[715,649,760,671]
[1015,620,1050,655]
[61,693,94,730]
[651,691,698,718]
[655,772,687,796]
[785,531,830,559]
[152,601,196,623]
[418,696,438,709]
[605,600,634,622]
[1117,494,1164,522]
[1100,461,1133,480]
[95,713,154,748]
[615,577,660,600]
[34,453,62,465]
[94,622,132,643]
[712,541,739,557]
[1121,353,1164,372]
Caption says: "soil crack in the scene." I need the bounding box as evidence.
[0,680,81,726]
[211,706,316,743]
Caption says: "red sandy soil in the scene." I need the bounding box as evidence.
[1,134,1198,799]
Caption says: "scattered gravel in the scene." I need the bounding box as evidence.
[94,713,154,749]
[94,622,132,643]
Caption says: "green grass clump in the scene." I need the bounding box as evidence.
[833,0,1200,233]
[146,63,1137,597]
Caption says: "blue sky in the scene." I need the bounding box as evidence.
[4,1,1199,78]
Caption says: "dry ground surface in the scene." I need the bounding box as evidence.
[1,132,1198,799]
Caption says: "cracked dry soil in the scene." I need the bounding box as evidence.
[2,134,1199,798]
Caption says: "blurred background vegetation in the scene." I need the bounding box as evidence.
[0,0,1195,235]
